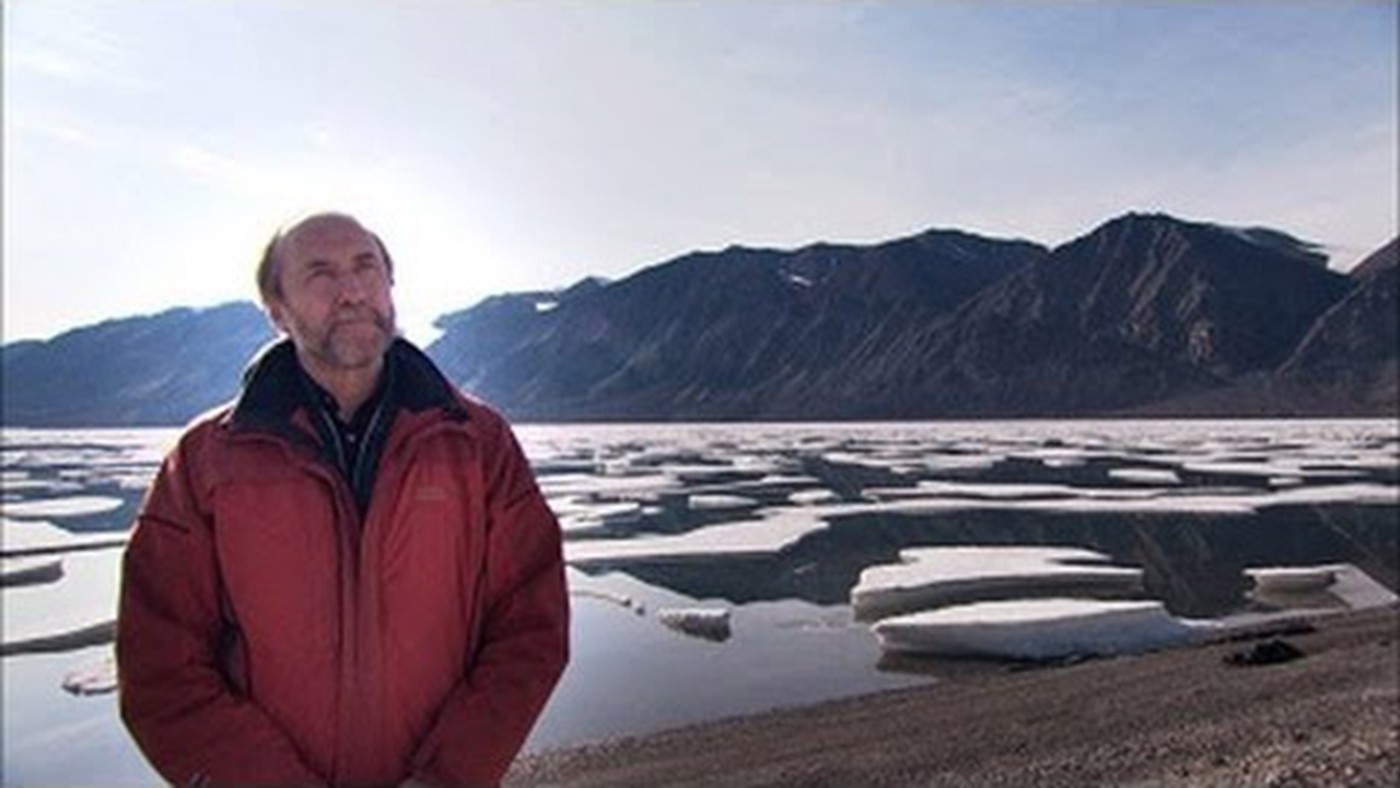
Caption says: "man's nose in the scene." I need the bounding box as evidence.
[336,271,368,304]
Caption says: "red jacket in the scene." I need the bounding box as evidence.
[117,341,569,786]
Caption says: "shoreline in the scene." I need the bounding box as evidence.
[508,605,1399,787]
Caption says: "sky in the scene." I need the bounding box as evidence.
[4,0,1397,345]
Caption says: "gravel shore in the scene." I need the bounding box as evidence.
[508,606,1399,787]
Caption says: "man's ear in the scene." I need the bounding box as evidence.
[265,300,289,334]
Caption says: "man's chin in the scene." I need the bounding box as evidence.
[323,331,393,370]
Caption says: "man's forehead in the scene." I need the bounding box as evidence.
[278,214,379,261]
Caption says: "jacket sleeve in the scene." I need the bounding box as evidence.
[410,418,570,786]
[117,434,324,786]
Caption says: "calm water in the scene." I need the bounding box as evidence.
[3,420,1397,785]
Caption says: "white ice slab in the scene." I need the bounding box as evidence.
[62,654,118,696]
[872,598,1205,660]
[539,472,679,498]
[1,496,124,519]
[1108,468,1182,485]
[566,503,862,565]
[2,547,123,651]
[851,546,1143,621]
[789,489,839,506]
[1257,483,1398,508]
[1325,564,1400,609]
[2,519,129,555]
[756,474,822,486]
[1247,565,1338,594]
[688,494,759,511]
[1,556,64,587]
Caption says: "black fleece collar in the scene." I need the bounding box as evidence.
[227,337,467,435]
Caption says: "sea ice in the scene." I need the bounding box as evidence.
[788,489,839,506]
[2,548,123,655]
[556,500,645,536]
[0,556,64,587]
[656,607,732,642]
[2,518,129,555]
[871,598,1204,660]
[61,653,118,696]
[570,587,644,614]
[1246,565,1338,594]
[687,494,760,511]
[864,481,1079,501]
[1,496,124,519]
[539,472,678,499]
[851,546,1144,621]
[566,503,862,564]
[1108,468,1183,485]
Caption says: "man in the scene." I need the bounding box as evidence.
[117,212,569,787]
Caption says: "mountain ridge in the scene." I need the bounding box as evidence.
[3,213,1395,426]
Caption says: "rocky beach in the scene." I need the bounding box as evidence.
[509,605,1399,787]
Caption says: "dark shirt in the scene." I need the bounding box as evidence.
[297,358,397,519]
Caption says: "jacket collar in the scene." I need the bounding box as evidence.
[225,337,467,435]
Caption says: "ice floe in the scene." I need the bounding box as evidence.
[570,587,645,615]
[554,500,645,535]
[688,494,759,511]
[566,475,1396,566]
[656,607,732,642]
[2,518,129,555]
[2,547,122,655]
[61,654,118,696]
[1,496,124,519]
[1247,565,1338,594]
[872,598,1206,660]
[1,556,64,587]
[788,489,839,506]
[851,547,1143,621]
[539,472,679,498]
[1108,468,1182,485]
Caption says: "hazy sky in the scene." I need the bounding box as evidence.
[5,1,1397,344]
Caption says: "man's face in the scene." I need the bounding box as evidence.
[267,215,397,372]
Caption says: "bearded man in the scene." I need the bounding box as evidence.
[117,212,569,787]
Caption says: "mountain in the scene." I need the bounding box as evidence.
[1270,238,1398,412]
[426,229,1048,419]
[3,216,1393,426]
[1,302,274,427]
[840,213,1357,416]
[427,213,1368,419]
[1349,238,1399,280]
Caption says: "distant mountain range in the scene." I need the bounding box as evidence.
[3,213,1395,426]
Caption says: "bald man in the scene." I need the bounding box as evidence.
[118,213,569,787]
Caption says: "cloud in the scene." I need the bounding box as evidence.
[8,111,109,151]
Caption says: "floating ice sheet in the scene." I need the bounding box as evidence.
[62,654,118,696]
[872,598,1206,660]
[2,519,129,555]
[566,476,1397,566]
[1108,468,1183,485]
[1,556,64,587]
[688,494,759,511]
[1247,565,1339,594]
[788,489,839,505]
[1,496,124,519]
[851,546,1144,621]
[2,548,123,654]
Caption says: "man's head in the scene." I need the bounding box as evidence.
[257,212,398,373]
